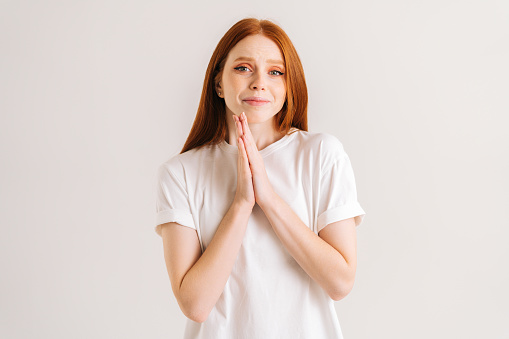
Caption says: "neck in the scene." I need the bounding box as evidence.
[225,113,285,151]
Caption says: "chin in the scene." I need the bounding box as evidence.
[243,108,279,120]
[243,113,276,124]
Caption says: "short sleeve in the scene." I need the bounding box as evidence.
[317,146,366,233]
[155,162,196,237]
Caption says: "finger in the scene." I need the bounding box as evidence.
[238,136,251,175]
[234,115,243,138]
[242,133,263,176]
[241,127,258,162]
[242,134,254,165]
[241,112,258,151]
[236,129,241,169]
[234,115,245,149]
[237,135,245,174]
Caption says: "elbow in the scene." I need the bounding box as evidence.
[184,309,209,323]
[328,286,352,301]
[173,279,213,323]
[177,297,211,323]
[327,274,355,301]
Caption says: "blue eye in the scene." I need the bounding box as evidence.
[269,70,284,76]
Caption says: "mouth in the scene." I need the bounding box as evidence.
[243,97,270,106]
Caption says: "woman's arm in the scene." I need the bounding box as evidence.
[160,116,255,323]
[160,200,252,323]
[236,112,357,300]
[258,195,357,301]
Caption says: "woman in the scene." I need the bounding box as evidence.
[155,18,366,339]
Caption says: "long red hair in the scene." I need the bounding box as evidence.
[180,18,308,154]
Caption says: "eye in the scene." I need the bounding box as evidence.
[234,66,250,72]
[269,70,284,76]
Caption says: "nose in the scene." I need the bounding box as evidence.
[250,72,266,91]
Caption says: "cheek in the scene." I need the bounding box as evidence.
[277,84,287,102]
[223,75,242,94]
[222,77,242,111]
[274,87,286,111]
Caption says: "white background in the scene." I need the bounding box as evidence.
[1,1,508,338]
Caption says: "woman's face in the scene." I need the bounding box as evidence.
[218,34,286,124]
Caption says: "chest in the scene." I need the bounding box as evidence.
[185,152,320,250]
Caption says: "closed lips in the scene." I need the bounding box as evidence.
[243,97,269,102]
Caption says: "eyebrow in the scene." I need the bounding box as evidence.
[233,57,285,67]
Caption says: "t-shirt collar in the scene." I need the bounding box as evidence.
[219,127,299,157]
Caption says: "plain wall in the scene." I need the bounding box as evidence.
[1,0,508,338]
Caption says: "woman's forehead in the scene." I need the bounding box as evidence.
[226,34,284,65]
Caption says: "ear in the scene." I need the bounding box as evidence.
[216,81,223,98]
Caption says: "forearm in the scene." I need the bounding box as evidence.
[259,193,354,300]
[179,201,252,321]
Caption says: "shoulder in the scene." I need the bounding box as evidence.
[157,144,218,180]
[291,130,347,167]
[291,129,344,149]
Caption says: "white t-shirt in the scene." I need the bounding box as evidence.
[155,128,366,339]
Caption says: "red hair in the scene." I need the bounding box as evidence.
[181,18,308,154]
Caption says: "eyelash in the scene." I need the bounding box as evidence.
[270,70,285,76]
[234,66,284,76]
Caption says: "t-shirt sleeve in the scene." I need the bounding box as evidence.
[155,162,196,237]
[317,143,366,233]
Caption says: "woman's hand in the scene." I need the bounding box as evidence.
[232,114,256,210]
[235,112,276,208]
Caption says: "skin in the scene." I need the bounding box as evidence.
[160,34,358,323]
[217,33,287,151]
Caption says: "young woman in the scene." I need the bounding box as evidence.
[155,18,366,339]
